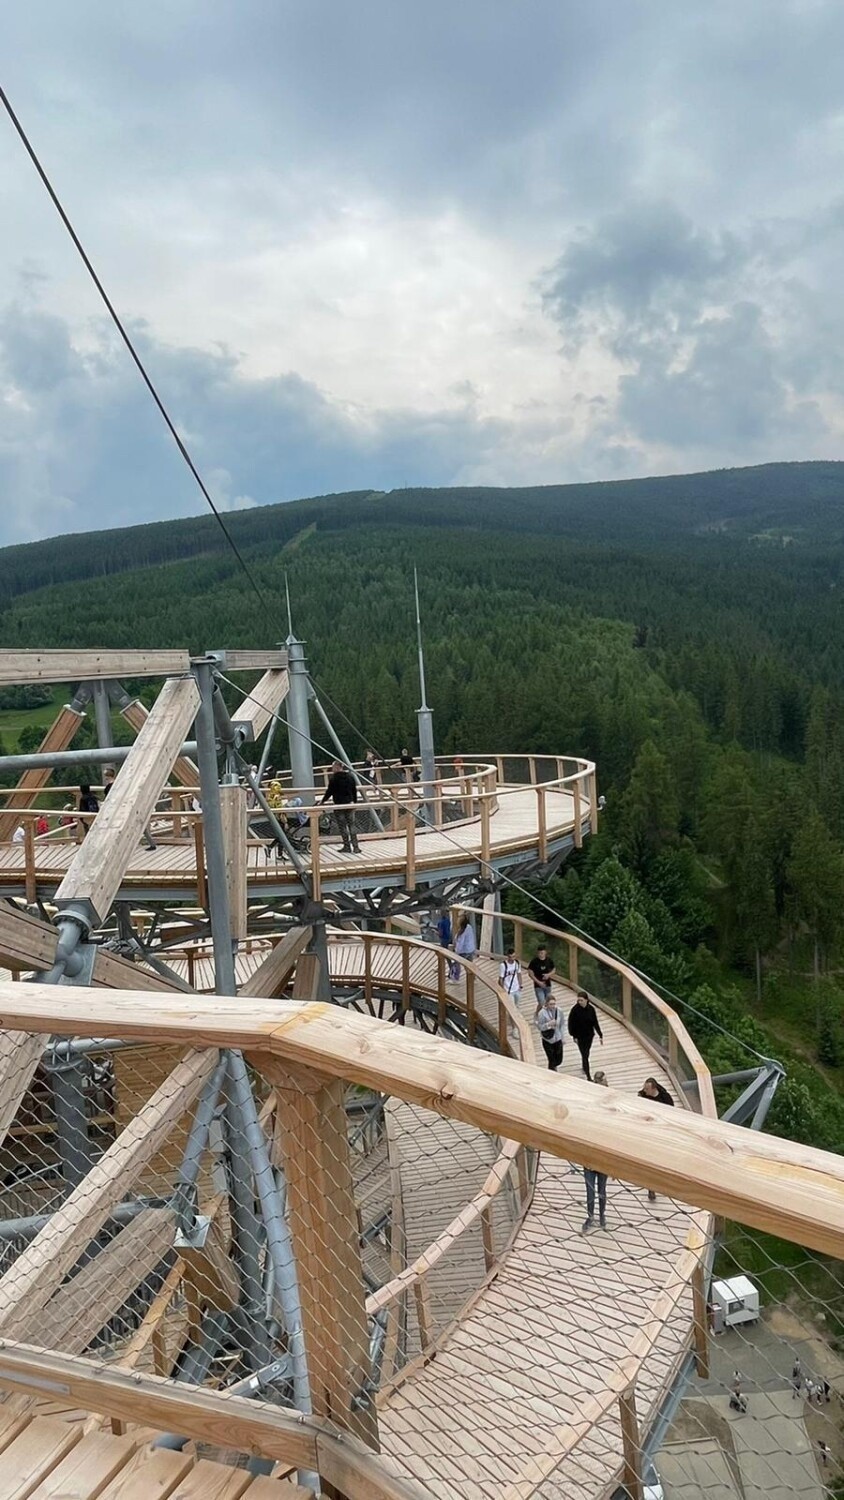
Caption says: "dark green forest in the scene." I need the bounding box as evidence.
[4,459,844,1155]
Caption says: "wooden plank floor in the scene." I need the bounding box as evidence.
[369,954,708,1500]
[0,1394,313,1498]
[0,785,581,899]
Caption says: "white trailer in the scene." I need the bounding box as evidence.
[712,1275,760,1328]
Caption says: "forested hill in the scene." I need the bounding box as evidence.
[1,460,843,606]
[5,457,844,1156]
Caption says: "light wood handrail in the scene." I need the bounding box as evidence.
[0,979,840,1256]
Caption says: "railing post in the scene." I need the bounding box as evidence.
[619,1384,643,1500]
[622,975,633,1021]
[590,768,599,835]
[437,952,447,1029]
[692,1262,710,1379]
[309,810,322,903]
[434,781,444,828]
[414,1277,433,1352]
[573,778,583,849]
[668,1029,679,1073]
[461,774,473,819]
[537,786,547,862]
[514,923,523,961]
[401,943,411,1016]
[193,820,207,910]
[498,997,509,1054]
[364,936,374,1016]
[23,820,36,906]
[568,941,579,989]
[268,1062,380,1452]
[466,969,476,1042]
[480,795,491,867]
[480,1206,495,1272]
[405,807,416,891]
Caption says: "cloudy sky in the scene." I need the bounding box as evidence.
[1,0,843,545]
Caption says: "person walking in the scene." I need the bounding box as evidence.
[535,993,565,1071]
[638,1076,674,1202]
[792,1358,802,1398]
[568,990,604,1081]
[582,1072,610,1233]
[320,761,360,853]
[438,910,459,980]
[453,914,477,977]
[528,945,556,1007]
[499,948,522,1007]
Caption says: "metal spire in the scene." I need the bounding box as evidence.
[414,568,436,812]
[414,567,429,710]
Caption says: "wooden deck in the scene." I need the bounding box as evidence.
[0,784,584,902]
[0,1391,312,1498]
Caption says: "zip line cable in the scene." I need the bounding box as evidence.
[0,84,272,624]
[218,674,768,1066]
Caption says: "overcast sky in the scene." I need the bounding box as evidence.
[1,0,842,545]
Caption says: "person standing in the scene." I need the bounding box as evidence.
[453,914,477,977]
[582,1072,610,1233]
[438,910,459,980]
[792,1358,802,1398]
[568,990,604,1081]
[528,945,556,1007]
[499,948,522,1007]
[320,761,360,853]
[638,1076,674,1201]
[535,993,565,1071]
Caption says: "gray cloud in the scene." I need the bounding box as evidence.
[0,299,507,543]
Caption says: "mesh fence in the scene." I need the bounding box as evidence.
[0,930,838,1500]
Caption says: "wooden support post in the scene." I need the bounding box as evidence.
[401,944,411,1016]
[120,697,200,788]
[292,953,321,1000]
[23,821,36,906]
[363,939,373,1015]
[480,1206,495,1272]
[436,953,447,1028]
[537,787,547,862]
[590,769,599,835]
[461,774,472,819]
[498,999,508,1054]
[54,676,201,925]
[573,779,583,849]
[310,811,322,903]
[668,1028,679,1073]
[480,795,491,867]
[240,927,312,999]
[193,820,207,910]
[517,1147,530,1204]
[434,783,444,828]
[622,975,633,1022]
[231,667,290,741]
[691,1262,710,1378]
[414,1278,433,1352]
[466,970,476,1043]
[219,783,248,941]
[268,1064,379,1452]
[405,808,416,891]
[0,705,86,841]
[568,941,579,990]
[513,924,523,961]
[619,1385,643,1500]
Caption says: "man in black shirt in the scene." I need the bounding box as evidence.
[528,945,556,1006]
[320,761,360,853]
[638,1076,674,1201]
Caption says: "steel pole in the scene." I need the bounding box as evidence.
[0,742,198,774]
[285,637,315,802]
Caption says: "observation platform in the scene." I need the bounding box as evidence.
[0,756,596,907]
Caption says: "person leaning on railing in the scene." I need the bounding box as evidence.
[639,1076,674,1204]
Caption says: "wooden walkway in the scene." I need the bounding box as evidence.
[371,956,703,1500]
[171,937,705,1499]
[0,785,582,901]
[0,1390,311,1498]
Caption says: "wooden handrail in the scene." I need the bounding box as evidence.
[0,979,841,1255]
[0,1342,436,1500]
[458,905,716,1120]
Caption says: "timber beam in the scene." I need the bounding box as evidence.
[0,650,191,686]
[0,983,841,1257]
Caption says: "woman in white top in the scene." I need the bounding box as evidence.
[452,915,477,978]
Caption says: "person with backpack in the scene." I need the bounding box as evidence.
[567,990,603,1081]
[499,947,522,1016]
[535,993,565,1071]
[320,761,360,853]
